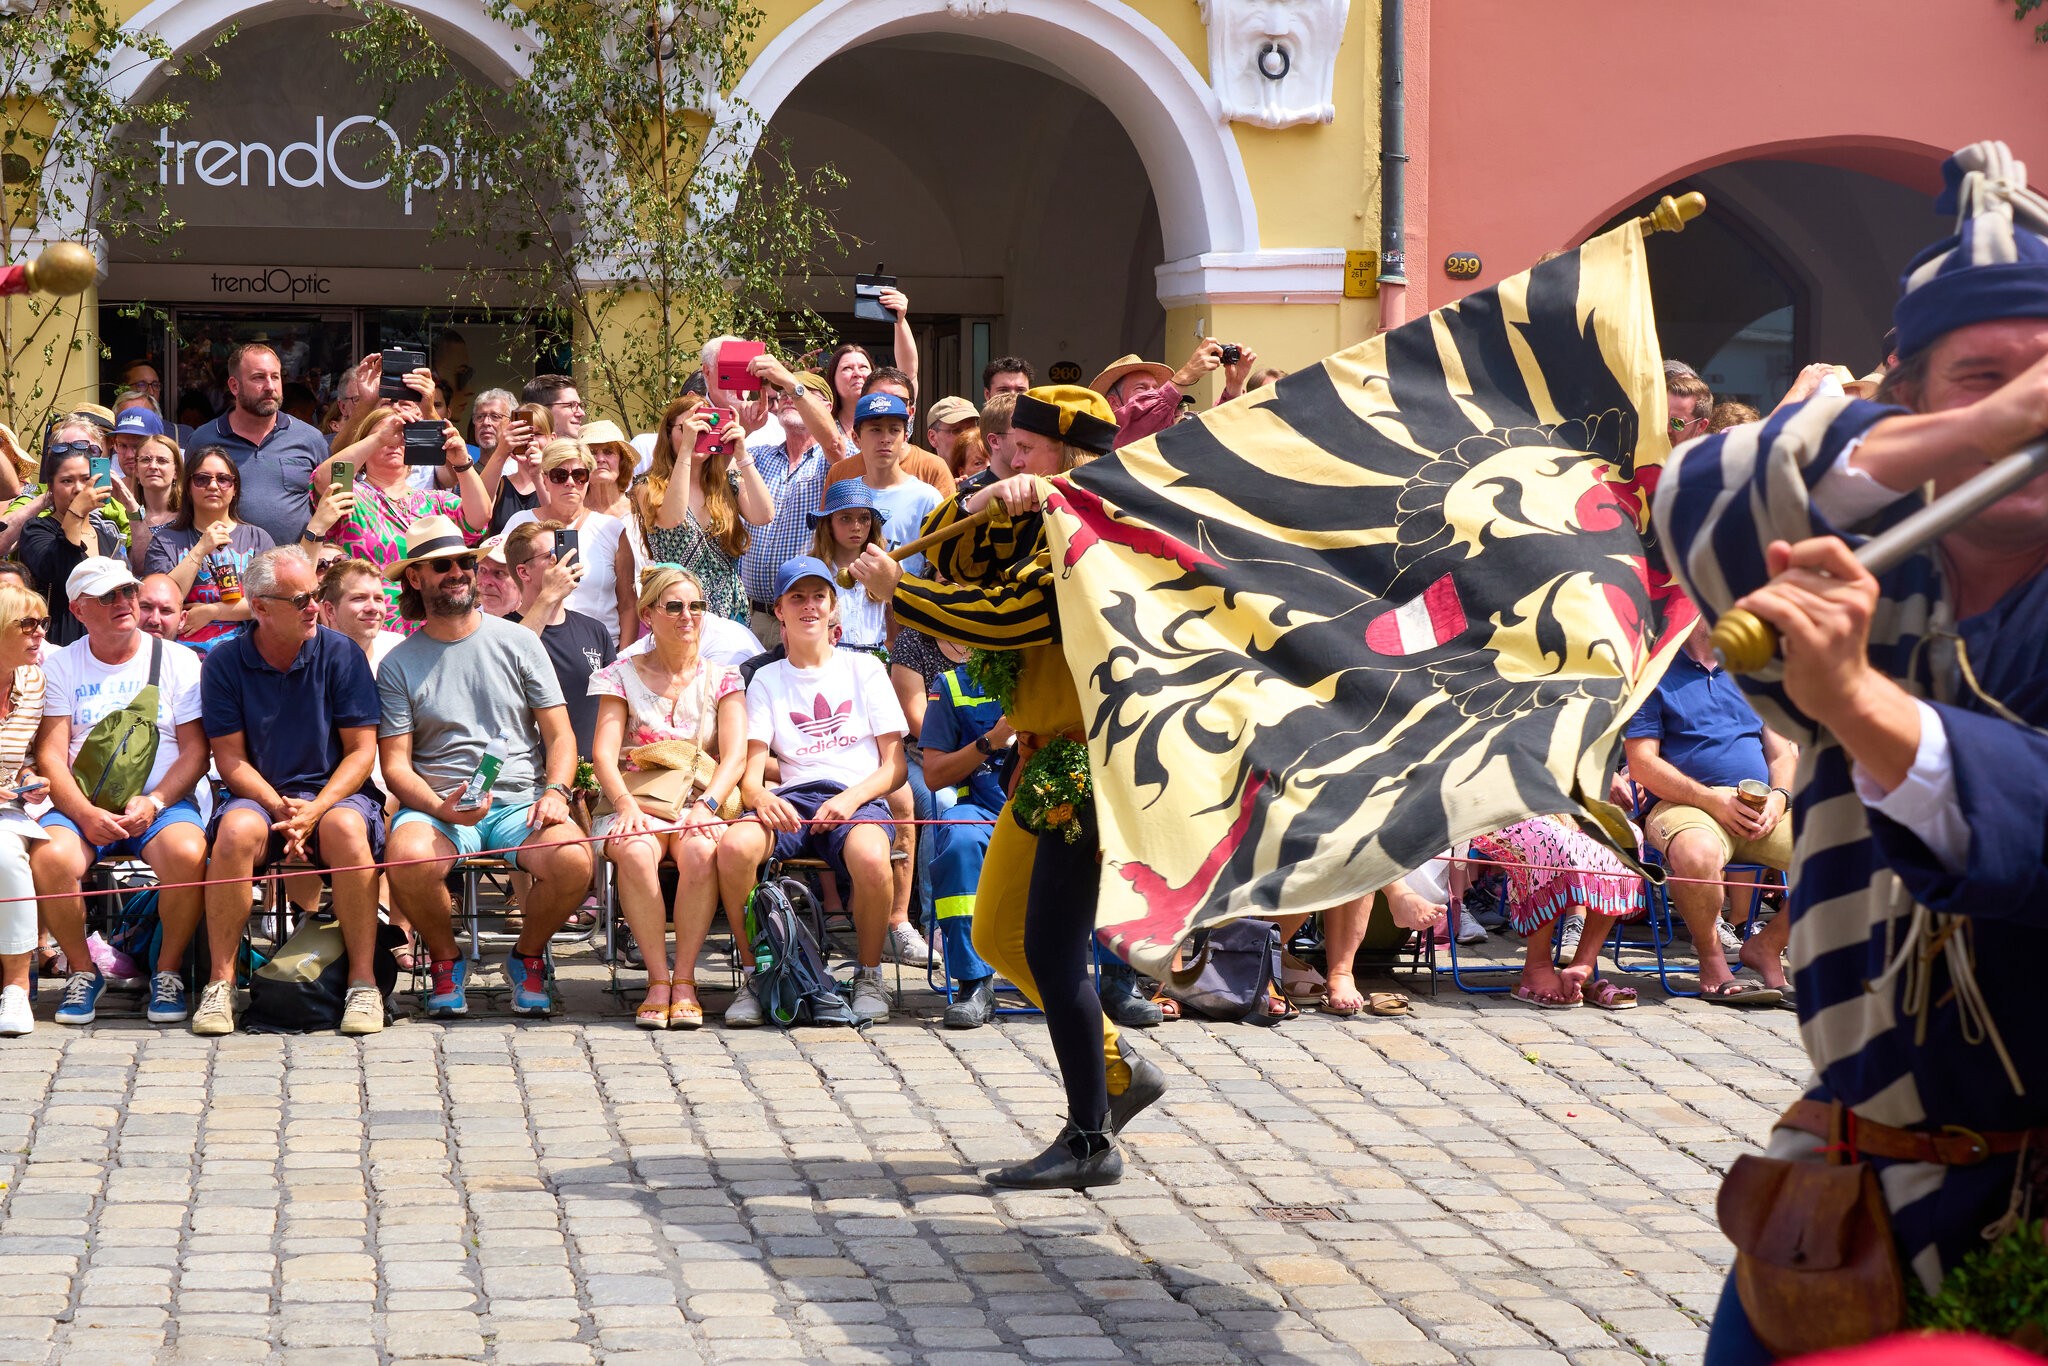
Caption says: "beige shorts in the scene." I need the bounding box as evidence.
[1644,788,1792,872]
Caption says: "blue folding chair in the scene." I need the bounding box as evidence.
[1606,789,1779,997]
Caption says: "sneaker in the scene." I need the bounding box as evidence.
[0,984,32,1037]
[723,973,763,1029]
[1454,906,1490,945]
[54,971,104,1026]
[1716,918,1746,955]
[145,971,189,1024]
[189,980,236,1037]
[849,966,891,1023]
[339,985,386,1036]
[425,958,469,1018]
[504,952,552,1017]
[1555,915,1584,960]
[885,921,933,967]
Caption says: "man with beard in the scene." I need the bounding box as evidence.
[375,516,590,1019]
[188,343,331,547]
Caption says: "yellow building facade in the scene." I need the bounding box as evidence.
[9,0,1392,431]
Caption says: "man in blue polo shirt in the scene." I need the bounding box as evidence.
[920,662,1012,1027]
[189,342,330,547]
[190,546,385,1037]
[1624,619,1798,1006]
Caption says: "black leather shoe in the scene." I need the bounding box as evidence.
[1108,1040,1167,1135]
[986,1122,1123,1191]
[1100,967,1163,1028]
[943,976,996,1029]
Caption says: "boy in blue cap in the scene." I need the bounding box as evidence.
[848,392,941,576]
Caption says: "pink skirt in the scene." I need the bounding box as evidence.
[1467,818,1644,935]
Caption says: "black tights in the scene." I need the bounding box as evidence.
[1021,811,1110,1133]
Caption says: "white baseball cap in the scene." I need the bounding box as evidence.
[66,556,139,602]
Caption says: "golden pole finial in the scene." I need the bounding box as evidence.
[21,242,97,296]
[1639,192,1707,237]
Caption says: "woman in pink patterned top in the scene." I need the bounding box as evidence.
[589,565,745,1029]
[307,405,490,635]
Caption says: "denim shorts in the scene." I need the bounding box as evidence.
[41,798,204,861]
[392,798,543,868]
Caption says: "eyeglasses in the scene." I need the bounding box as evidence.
[545,467,591,485]
[657,600,707,617]
[95,585,139,605]
[427,555,478,574]
[14,618,48,634]
[190,471,237,488]
[128,378,162,394]
[46,441,102,460]
[549,399,586,412]
[259,592,316,610]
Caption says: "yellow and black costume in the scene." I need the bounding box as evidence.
[894,386,1163,1188]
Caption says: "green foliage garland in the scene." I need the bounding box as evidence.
[965,648,1023,716]
[1907,1220,2048,1347]
[1011,738,1091,844]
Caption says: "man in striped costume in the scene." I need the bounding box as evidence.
[1655,141,2048,1360]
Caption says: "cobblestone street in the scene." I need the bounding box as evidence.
[0,958,1806,1366]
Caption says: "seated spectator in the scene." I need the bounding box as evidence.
[1623,618,1796,1006]
[0,583,50,1038]
[1462,817,1645,1010]
[714,556,907,1027]
[833,394,941,577]
[376,517,591,1019]
[619,602,764,668]
[32,557,208,1027]
[16,423,122,645]
[502,519,616,755]
[637,399,770,632]
[982,356,1033,399]
[1666,371,1714,446]
[1291,883,1441,1017]
[731,367,837,647]
[475,534,521,618]
[191,547,385,1037]
[826,369,956,496]
[925,397,980,475]
[123,432,183,578]
[1094,340,1259,449]
[136,574,188,643]
[144,447,276,652]
[589,565,746,1030]
[920,658,1013,1027]
[316,558,404,672]
[501,440,632,646]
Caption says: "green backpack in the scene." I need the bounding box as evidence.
[72,636,163,814]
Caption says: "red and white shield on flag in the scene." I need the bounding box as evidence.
[1363,573,1468,656]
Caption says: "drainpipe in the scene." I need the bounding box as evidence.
[1378,0,1408,330]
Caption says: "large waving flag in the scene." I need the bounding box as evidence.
[1045,220,1697,978]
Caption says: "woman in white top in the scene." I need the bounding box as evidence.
[590,565,745,1030]
[502,440,633,646]
[0,582,50,1036]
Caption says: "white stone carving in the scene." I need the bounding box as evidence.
[1197,0,1350,129]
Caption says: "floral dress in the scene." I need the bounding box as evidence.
[646,512,747,626]
[585,653,741,836]
[322,477,479,636]
[1466,816,1644,935]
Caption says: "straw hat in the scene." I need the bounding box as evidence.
[382,514,473,581]
[1088,354,1172,397]
[579,418,630,448]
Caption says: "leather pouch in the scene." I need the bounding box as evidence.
[1716,1149,1905,1357]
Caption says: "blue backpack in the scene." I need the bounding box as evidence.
[745,878,860,1028]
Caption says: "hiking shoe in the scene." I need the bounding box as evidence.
[146,971,189,1024]
[0,984,32,1037]
[339,985,386,1036]
[849,966,891,1023]
[54,971,104,1026]
[426,958,469,1018]
[943,976,996,1029]
[189,980,236,1037]
[1101,969,1163,1028]
[885,921,933,967]
[1555,915,1584,961]
[724,973,763,1029]
[504,953,552,1017]
[1454,906,1490,945]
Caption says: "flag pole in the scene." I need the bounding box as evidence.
[1637,192,1706,236]
[836,501,1010,587]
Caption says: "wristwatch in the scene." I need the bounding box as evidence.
[541,781,570,799]
[141,793,165,816]
[1770,786,1792,807]
[973,736,995,757]
[447,459,475,473]
[699,795,720,815]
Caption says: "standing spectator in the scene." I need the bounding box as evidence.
[983,357,1033,399]
[807,481,899,655]
[1094,339,1258,450]
[826,369,956,496]
[502,519,616,755]
[481,402,549,537]
[188,343,331,547]
[119,359,197,445]
[32,557,209,1027]
[521,374,585,440]
[589,565,746,1029]
[580,418,640,526]
[1666,371,1714,446]
[951,430,990,481]
[637,401,770,632]
[501,440,632,646]
[144,447,276,653]
[733,369,838,647]
[971,392,1020,490]
[190,548,386,1037]
[123,433,183,578]
[0,583,48,1037]
[109,408,163,485]
[834,394,941,576]
[376,517,591,1019]
[468,388,514,465]
[822,343,872,454]
[135,574,188,643]
[18,424,123,646]
[925,397,980,475]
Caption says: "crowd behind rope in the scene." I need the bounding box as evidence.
[0,309,1864,1040]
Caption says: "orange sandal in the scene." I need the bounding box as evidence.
[667,980,704,1031]
[636,978,672,1030]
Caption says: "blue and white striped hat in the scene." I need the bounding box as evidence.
[1894,141,2048,359]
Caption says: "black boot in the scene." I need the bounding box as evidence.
[1099,962,1163,1028]
[986,1120,1122,1191]
[1107,1038,1167,1135]
[942,976,996,1029]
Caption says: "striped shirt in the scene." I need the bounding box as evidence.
[0,665,43,776]
[1656,395,2048,1292]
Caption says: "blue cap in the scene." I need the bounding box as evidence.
[773,555,838,598]
[808,479,879,526]
[1894,141,2048,359]
[112,408,164,438]
[852,392,909,428]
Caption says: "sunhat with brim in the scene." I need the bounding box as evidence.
[579,418,630,449]
[926,396,978,428]
[1088,354,1172,397]
[383,515,474,581]
[539,438,592,474]
[808,479,879,527]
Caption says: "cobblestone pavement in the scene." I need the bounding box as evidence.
[0,947,1806,1366]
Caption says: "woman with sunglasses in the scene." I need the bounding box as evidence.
[142,448,275,652]
[0,581,50,1036]
[123,434,184,579]
[638,396,771,633]
[306,403,488,637]
[500,439,630,645]
[17,423,122,646]
[588,565,744,1029]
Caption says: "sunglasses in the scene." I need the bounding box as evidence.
[427,555,478,574]
[545,467,591,485]
[657,600,707,617]
[95,584,139,605]
[259,591,316,610]
[190,471,237,488]
[46,440,103,460]
[14,618,47,634]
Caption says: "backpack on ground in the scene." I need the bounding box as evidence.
[71,636,164,813]
[746,879,860,1028]
[1164,917,1291,1026]
[244,916,405,1034]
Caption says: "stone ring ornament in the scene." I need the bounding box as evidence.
[1258,42,1291,80]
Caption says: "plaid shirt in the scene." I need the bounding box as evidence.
[739,441,830,603]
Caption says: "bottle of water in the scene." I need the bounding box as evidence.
[456,736,510,810]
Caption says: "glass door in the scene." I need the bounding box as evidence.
[167,308,359,431]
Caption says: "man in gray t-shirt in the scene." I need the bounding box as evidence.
[376,514,591,1019]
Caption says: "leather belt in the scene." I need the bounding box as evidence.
[1778,1099,2048,1166]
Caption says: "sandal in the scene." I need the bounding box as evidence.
[1583,978,1638,1011]
[1511,982,1581,1010]
[1281,952,1326,1003]
[1319,971,1365,1017]
[1365,991,1411,1017]
[636,978,672,1030]
[1150,993,1182,1022]
[392,934,421,974]
[1701,979,1781,1008]
[667,980,704,1031]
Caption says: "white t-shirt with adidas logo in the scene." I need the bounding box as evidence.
[744,650,907,792]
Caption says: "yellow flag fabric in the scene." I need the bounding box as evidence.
[1042,221,1697,979]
